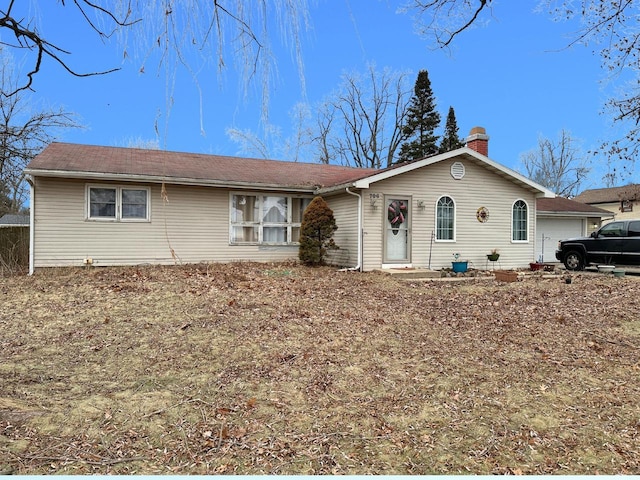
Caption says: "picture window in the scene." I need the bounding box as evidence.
[230,194,312,245]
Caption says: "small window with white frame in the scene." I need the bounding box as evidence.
[230,193,312,245]
[87,185,150,222]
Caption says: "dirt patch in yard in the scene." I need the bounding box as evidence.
[1,263,639,474]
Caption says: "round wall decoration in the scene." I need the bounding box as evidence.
[387,199,407,235]
[476,206,489,223]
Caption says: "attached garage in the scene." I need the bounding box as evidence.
[536,197,613,263]
[536,217,584,263]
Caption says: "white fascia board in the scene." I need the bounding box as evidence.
[458,148,556,197]
[352,150,460,189]
[538,211,614,218]
[23,168,317,193]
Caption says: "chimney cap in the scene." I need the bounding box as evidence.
[466,126,489,156]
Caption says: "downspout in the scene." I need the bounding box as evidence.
[344,187,362,272]
[27,176,35,275]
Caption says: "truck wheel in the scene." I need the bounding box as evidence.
[564,251,584,271]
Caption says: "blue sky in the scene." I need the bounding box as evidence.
[22,0,634,190]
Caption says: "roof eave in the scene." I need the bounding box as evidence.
[537,211,613,218]
[24,168,318,193]
[315,182,359,195]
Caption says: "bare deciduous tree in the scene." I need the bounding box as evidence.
[226,102,313,161]
[313,105,335,164]
[226,127,272,159]
[120,137,161,150]
[315,65,412,168]
[520,130,590,197]
[0,50,81,213]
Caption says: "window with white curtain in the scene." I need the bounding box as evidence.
[230,194,311,244]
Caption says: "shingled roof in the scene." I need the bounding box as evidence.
[537,197,612,216]
[574,184,640,204]
[0,214,29,226]
[26,143,377,191]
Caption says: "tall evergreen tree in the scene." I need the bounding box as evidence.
[439,106,464,153]
[398,69,440,162]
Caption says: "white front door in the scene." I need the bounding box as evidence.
[384,197,411,263]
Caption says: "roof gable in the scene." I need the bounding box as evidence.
[337,148,554,197]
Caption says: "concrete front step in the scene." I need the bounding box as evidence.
[377,268,442,279]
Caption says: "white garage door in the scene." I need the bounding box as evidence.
[537,217,584,263]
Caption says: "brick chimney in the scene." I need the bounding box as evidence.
[466,126,489,156]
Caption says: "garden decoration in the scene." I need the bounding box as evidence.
[387,200,407,235]
[452,252,468,273]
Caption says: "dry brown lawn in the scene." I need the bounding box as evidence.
[1,263,639,475]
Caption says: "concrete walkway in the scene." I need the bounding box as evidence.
[378,263,640,282]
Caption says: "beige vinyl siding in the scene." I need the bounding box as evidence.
[33,178,300,267]
[325,193,358,267]
[597,201,639,223]
[360,158,538,271]
[362,191,385,271]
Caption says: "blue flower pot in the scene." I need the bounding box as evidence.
[452,261,468,273]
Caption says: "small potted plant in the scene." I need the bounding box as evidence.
[451,253,468,273]
[487,248,500,262]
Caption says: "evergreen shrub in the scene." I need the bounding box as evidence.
[298,196,338,266]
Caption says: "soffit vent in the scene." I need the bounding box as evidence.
[451,161,465,180]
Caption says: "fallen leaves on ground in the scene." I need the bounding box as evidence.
[1,263,639,474]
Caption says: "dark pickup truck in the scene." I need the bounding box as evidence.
[556,220,640,270]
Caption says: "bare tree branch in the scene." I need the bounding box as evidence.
[0,0,138,96]
[406,0,493,48]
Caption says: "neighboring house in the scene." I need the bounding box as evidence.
[574,184,640,222]
[0,214,29,228]
[535,197,613,263]
[24,128,555,273]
